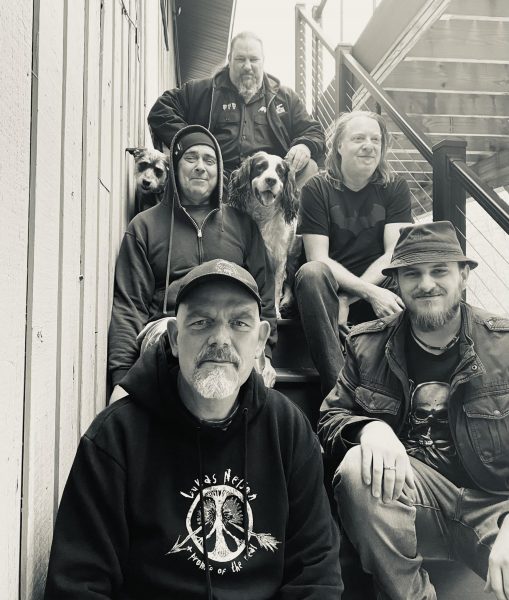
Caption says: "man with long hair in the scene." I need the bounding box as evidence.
[295,110,412,394]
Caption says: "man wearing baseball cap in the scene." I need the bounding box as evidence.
[46,260,343,599]
[319,221,509,599]
[108,125,278,401]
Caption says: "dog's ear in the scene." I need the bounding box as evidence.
[227,157,253,211]
[126,147,145,160]
[281,161,299,224]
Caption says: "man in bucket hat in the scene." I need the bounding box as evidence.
[319,221,509,600]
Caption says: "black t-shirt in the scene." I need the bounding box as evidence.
[403,332,478,489]
[297,174,412,276]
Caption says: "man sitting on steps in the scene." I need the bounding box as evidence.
[320,221,509,600]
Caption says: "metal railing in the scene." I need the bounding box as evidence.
[295,4,509,314]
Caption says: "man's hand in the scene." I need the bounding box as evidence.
[359,420,416,503]
[256,355,277,388]
[285,144,311,173]
[367,285,405,318]
[485,516,509,600]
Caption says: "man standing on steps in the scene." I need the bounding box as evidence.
[45,260,343,600]
[147,31,325,189]
[319,221,509,600]
[295,110,412,395]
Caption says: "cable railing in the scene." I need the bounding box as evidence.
[295,4,509,314]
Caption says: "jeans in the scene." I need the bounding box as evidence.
[294,261,377,395]
[335,446,509,600]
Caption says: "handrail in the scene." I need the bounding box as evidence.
[340,52,509,236]
[450,160,509,233]
[295,8,335,55]
[341,52,433,163]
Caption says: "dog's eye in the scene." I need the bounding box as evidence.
[154,168,163,177]
[138,161,149,170]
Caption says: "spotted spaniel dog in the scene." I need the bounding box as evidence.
[127,147,170,214]
[228,152,302,317]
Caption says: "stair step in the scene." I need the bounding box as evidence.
[273,317,315,370]
[275,367,319,383]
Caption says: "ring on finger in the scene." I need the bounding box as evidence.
[383,465,396,470]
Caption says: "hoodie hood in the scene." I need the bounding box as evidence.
[164,124,224,211]
[120,333,268,434]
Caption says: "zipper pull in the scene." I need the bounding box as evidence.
[197,229,202,238]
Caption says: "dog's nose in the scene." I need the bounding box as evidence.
[141,179,151,188]
[264,176,277,187]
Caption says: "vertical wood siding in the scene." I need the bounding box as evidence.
[2,1,176,598]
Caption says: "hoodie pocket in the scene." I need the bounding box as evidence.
[463,394,509,463]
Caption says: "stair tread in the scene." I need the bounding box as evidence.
[275,367,320,383]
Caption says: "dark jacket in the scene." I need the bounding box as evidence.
[108,125,277,386]
[319,303,509,495]
[147,67,326,168]
[45,339,343,599]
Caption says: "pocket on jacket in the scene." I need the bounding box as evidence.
[463,394,509,463]
[355,386,400,415]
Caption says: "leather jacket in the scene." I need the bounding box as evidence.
[319,303,509,495]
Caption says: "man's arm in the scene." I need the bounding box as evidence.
[303,230,404,318]
[318,336,415,503]
[285,88,326,164]
[279,430,343,599]
[44,436,128,599]
[108,230,155,386]
[147,86,192,150]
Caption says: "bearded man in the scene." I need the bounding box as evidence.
[45,260,342,600]
[147,31,324,188]
[319,221,509,600]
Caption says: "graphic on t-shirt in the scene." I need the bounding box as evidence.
[168,469,280,574]
[404,381,456,463]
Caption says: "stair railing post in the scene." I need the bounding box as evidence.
[334,44,353,115]
[295,4,307,103]
[311,5,323,119]
[432,139,467,252]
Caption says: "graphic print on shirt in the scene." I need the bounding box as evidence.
[404,381,456,463]
[167,469,280,574]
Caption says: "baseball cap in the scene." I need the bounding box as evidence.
[175,259,262,313]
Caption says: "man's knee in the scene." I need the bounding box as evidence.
[334,446,364,497]
[295,261,332,292]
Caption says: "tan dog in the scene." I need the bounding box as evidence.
[127,147,170,214]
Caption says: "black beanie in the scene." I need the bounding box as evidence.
[173,131,216,163]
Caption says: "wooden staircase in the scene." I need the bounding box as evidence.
[354,0,509,196]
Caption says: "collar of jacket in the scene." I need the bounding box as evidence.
[352,302,486,386]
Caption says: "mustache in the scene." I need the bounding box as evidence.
[412,290,445,299]
[196,346,240,367]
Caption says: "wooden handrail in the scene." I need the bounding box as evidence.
[295,6,335,55]
[450,160,509,234]
[341,52,433,163]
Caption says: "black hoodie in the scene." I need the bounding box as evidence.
[45,339,343,599]
[108,125,277,386]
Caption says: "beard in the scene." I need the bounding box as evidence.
[192,345,241,399]
[407,284,463,332]
[232,73,261,102]
[192,366,239,399]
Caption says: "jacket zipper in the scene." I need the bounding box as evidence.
[181,206,220,264]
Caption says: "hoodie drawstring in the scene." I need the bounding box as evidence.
[242,407,249,560]
[162,191,176,315]
[197,428,213,600]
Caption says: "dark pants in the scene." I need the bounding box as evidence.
[337,447,509,600]
[294,261,377,396]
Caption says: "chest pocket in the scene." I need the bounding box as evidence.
[463,393,509,463]
[355,386,400,415]
[217,108,241,123]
